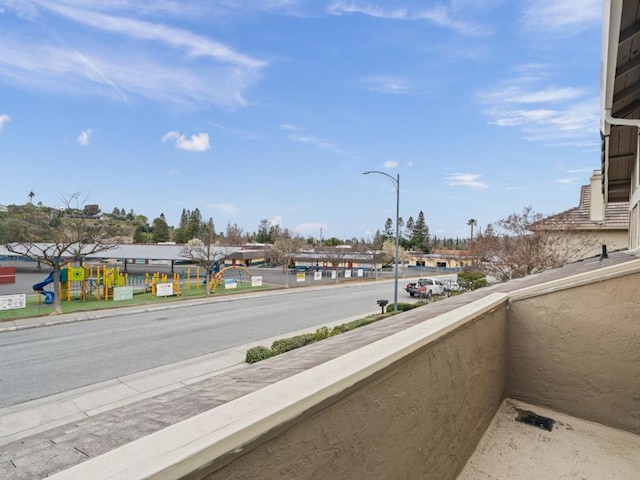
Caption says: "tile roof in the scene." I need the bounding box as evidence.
[532,185,629,231]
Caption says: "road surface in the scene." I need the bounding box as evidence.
[0,280,418,407]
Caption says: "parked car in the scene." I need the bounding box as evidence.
[405,278,446,299]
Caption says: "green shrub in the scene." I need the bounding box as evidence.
[385,302,420,313]
[329,323,348,335]
[271,334,317,354]
[245,313,392,363]
[246,346,274,364]
[457,271,488,290]
[314,327,330,341]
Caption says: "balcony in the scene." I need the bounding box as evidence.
[3,252,640,479]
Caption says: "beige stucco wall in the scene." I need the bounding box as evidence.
[507,272,640,435]
[547,229,628,262]
[203,305,508,480]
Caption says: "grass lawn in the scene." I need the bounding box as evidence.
[0,282,279,322]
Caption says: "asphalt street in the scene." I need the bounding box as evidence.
[0,279,417,408]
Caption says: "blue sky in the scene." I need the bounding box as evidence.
[0,0,603,241]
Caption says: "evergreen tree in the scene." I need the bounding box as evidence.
[151,213,171,243]
[411,211,430,252]
[256,219,270,243]
[383,217,394,241]
[172,209,189,243]
[187,208,203,240]
[404,216,414,249]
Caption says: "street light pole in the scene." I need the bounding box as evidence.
[363,170,400,312]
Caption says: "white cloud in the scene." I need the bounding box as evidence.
[477,69,599,146]
[327,1,490,36]
[446,173,488,189]
[554,178,579,185]
[270,216,282,226]
[285,127,349,157]
[279,123,301,131]
[210,203,238,214]
[294,222,327,235]
[362,76,410,95]
[479,86,585,104]
[0,114,9,131]
[523,0,601,31]
[162,131,210,152]
[77,128,92,146]
[0,2,265,109]
[35,2,265,69]
[383,160,398,169]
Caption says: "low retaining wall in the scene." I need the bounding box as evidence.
[50,294,509,480]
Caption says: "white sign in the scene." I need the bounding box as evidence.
[357,269,364,277]
[113,286,134,301]
[0,294,26,310]
[314,271,322,280]
[156,283,174,297]
[331,271,336,279]
[252,276,263,287]
[297,273,305,283]
[345,270,352,278]
[225,279,237,289]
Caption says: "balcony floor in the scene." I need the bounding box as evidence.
[458,398,640,479]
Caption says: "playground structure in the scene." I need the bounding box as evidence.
[31,264,256,304]
[208,266,253,293]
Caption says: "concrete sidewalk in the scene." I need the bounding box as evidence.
[0,311,377,448]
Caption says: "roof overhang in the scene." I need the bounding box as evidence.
[601,0,640,203]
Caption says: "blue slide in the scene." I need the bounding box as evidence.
[33,272,55,304]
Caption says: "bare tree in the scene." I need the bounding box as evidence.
[272,235,305,288]
[381,239,410,276]
[1,193,119,314]
[317,246,350,283]
[224,222,246,246]
[353,241,380,279]
[469,206,599,282]
[179,218,234,295]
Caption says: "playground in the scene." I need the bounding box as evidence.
[0,262,267,321]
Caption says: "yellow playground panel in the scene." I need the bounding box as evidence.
[36,263,258,303]
[209,266,253,293]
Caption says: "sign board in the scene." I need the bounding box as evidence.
[252,276,263,287]
[331,271,336,279]
[113,286,134,301]
[156,283,174,297]
[0,293,26,310]
[357,269,364,277]
[296,272,305,283]
[345,270,352,278]
[225,279,237,289]
[314,271,322,281]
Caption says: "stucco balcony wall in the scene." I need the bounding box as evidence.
[204,297,508,480]
[507,270,640,435]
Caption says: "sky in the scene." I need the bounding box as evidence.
[0,0,604,242]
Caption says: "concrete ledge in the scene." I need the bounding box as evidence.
[507,256,640,302]
[48,292,509,479]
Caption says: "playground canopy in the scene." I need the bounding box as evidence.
[0,243,242,266]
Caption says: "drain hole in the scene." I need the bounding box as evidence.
[515,408,555,431]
